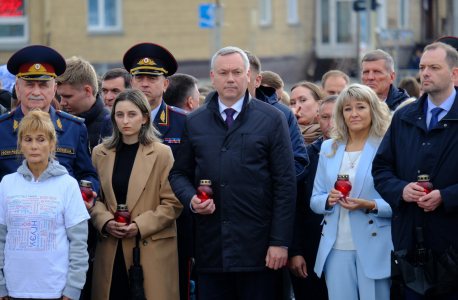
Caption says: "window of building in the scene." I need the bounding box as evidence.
[87,0,122,33]
[0,0,28,44]
[316,0,357,58]
[287,0,299,25]
[321,0,330,43]
[259,0,272,26]
[398,0,409,28]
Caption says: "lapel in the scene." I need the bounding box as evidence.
[352,138,378,199]
[327,141,346,188]
[226,91,251,135]
[154,101,171,138]
[126,143,157,211]
[400,95,428,132]
[96,146,117,213]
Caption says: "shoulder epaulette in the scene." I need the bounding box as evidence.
[0,111,14,123]
[57,110,85,124]
[168,105,189,116]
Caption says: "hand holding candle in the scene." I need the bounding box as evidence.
[79,180,93,202]
[196,180,213,203]
[114,204,131,224]
[417,174,433,194]
[334,174,352,201]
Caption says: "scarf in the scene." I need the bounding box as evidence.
[299,116,322,146]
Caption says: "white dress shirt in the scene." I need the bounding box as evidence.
[151,101,162,121]
[218,96,244,121]
[426,89,456,128]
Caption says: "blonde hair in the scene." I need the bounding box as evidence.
[103,89,162,149]
[327,84,391,157]
[56,56,98,96]
[18,108,57,158]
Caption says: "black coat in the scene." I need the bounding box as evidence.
[290,136,323,261]
[79,94,110,151]
[372,88,458,255]
[169,91,296,273]
[386,84,410,111]
[255,86,309,182]
[0,89,11,111]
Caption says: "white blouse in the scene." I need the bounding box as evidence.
[332,150,362,250]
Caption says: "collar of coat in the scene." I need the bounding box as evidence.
[95,142,157,213]
[399,87,458,132]
[78,94,107,125]
[207,90,252,131]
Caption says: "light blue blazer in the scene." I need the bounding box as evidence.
[310,138,393,280]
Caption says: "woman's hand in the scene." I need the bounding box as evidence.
[338,197,375,211]
[0,296,9,300]
[291,106,302,120]
[63,296,72,300]
[105,220,128,238]
[326,188,342,209]
[84,191,97,210]
[124,222,139,238]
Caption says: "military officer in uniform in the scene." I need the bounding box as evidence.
[99,43,188,156]
[99,43,192,300]
[0,45,99,195]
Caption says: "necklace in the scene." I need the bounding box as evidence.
[347,151,362,169]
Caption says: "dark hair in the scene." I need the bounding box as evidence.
[163,73,198,108]
[244,50,261,75]
[102,68,132,89]
[398,76,420,98]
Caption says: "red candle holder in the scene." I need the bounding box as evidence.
[79,180,93,203]
[114,204,131,224]
[417,174,433,194]
[334,174,352,198]
[197,180,213,203]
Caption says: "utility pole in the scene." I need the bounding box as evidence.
[365,0,372,50]
[215,0,222,52]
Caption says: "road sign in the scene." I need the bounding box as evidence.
[199,3,216,29]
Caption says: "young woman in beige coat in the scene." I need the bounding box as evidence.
[90,89,183,300]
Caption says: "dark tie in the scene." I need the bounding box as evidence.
[225,108,236,128]
[428,107,444,131]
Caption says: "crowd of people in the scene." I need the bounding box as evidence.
[0,35,457,300]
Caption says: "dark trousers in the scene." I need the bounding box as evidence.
[290,262,328,300]
[179,257,191,300]
[198,270,276,300]
[405,289,458,300]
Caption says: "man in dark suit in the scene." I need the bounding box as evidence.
[169,46,296,300]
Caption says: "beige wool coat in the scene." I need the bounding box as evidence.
[90,142,183,300]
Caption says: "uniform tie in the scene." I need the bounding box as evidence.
[428,107,444,131]
[225,108,236,128]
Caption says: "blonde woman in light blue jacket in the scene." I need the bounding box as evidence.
[311,84,393,300]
